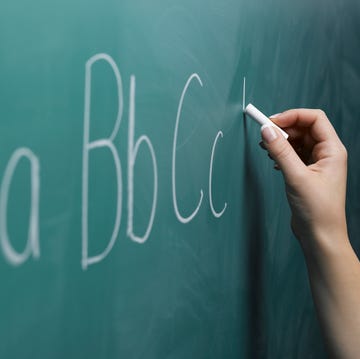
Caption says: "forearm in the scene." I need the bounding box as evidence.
[262,109,357,356]
[302,231,360,359]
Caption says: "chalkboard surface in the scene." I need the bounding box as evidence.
[1,0,359,358]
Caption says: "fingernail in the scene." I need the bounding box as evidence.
[261,125,278,143]
[270,113,282,119]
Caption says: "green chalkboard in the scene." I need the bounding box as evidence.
[1,0,359,358]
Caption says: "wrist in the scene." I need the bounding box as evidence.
[299,222,350,261]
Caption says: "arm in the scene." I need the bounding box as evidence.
[261,109,360,359]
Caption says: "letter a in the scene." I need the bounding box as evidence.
[0,148,40,266]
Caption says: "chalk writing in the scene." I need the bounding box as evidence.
[209,131,227,218]
[0,53,233,269]
[127,75,158,244]
[0,148,40,266]
[172,73,204,223]
[82,53,124,270]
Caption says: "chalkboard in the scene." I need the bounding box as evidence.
[1,0,359,358]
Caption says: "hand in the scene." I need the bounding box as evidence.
[260,109,348,250]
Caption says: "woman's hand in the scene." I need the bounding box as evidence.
[261,109,360,359]
[260,109,348,251]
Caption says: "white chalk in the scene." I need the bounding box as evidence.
[244,103,289,139]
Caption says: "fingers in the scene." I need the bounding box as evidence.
[260,139,313,167]
[270,109,339,143]
[259,142,280,170]
[260,109,347,193]
[261,125,307,184]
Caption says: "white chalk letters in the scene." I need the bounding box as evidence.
[172,74,204,223]
[82,54,124,270]
[209,131,227,218]
[127,76,158,244]
[0,148,40,266]
[0,53,228,268]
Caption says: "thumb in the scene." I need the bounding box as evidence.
[261,124,307,183]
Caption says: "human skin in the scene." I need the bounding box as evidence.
[261,109,360,359]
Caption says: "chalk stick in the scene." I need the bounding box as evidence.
[244,103,289,139]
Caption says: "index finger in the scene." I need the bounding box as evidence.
[271,109,339,143]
